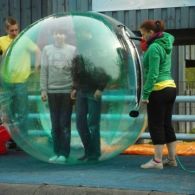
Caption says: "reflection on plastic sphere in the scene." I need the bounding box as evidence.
[0,12,146,164]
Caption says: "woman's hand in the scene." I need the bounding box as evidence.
[94,89,102,100]
[142,99,149,104]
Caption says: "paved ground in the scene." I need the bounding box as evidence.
[0,151,194,195]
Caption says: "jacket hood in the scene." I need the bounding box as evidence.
[155,32,174,54]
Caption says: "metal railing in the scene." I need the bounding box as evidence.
[1,92,195,140]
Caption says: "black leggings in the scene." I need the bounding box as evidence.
[147,87,177,145]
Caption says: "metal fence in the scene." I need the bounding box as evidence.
[174,81,195,134]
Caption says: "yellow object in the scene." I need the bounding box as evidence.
[124,142,195,156]
[153,80,176,91]
[0,35,13,55]
[2,36,39,83]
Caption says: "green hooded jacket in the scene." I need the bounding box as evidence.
[142,32,175,100]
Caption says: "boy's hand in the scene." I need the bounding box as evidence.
[41,91,47,101]
[71,89,77,100]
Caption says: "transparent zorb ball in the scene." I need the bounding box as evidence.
[0,12,146,164]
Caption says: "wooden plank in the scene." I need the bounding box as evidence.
[57,0,65,13]
[172,46,179,86]
[178,45,185,83]
[167,8,175,29]
[41,0,50,17]
[180,7,189,28]
[0,0,9,35]
[32,0,42,22]
[124,10,130,28]
[9,0,20,22]
[148,9,154,19]
[20,0,31,29]
[42,0,53,17]
[175,7,181,29]
[140,9,148,22]
[52,0,65,13]
[153,8,161,20]
[128,10,136,31]
[66,0,77,12]
[117,11,125,24]
[52,0,57,13]
[189,6,195,28]
[136,10,142,31]
[161,8,168,25]
[77,0,88,11]
[88,0,92,11]
[112,11,118,21]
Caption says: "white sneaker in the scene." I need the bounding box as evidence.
[163,158,177,167]
[56,155,66,163]
[49,155,58,162]
[141,159,163,169]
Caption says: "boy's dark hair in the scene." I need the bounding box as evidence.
[5,17,18,29]
[52,25,66,35]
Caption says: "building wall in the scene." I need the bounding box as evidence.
[1,1,194,32]
[0,0,53,34]
[42,0,93,13]
[63,0,195,30]
[102,7,195,31]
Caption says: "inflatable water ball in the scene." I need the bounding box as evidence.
[0,12,146,164]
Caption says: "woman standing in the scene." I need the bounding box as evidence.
[140,20,177,169]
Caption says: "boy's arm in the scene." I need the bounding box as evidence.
[34,46,41,72]
[40,48,48,101]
